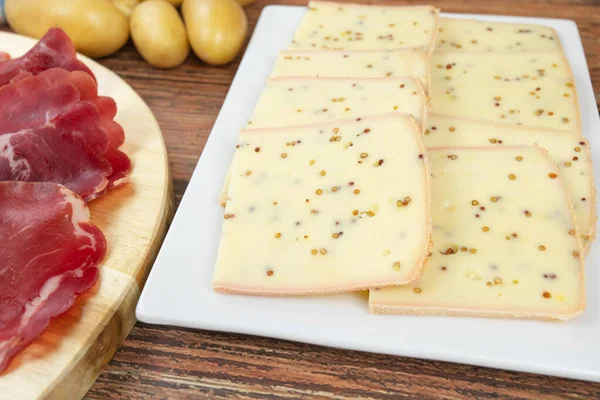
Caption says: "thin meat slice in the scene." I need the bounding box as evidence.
[0,69,125,148]
[0,102,112,198]
[94,96,125,149]
[85,148,132,201]
[0,53,10,62]
[0,28,94,87]
[0,181,106,372]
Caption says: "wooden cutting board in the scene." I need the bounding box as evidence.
[0,31,173,399]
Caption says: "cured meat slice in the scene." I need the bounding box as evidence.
[0,53,10,62]
[0,69,130,199]
[0,28,94,87]
[0,69,125,148]
[86,148,132,201]
[0,102,112,199]
[0,181,106,372]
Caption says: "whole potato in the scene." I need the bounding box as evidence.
[5,0,129,58]
[236,0,255,6]
[182,0,247,66]
[130,0,189,69]
[113,0,141,17]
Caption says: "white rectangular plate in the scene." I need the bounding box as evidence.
[137,6,600,382]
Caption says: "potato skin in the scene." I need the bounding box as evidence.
[182,0,248,66]
[143,0,182,6]
[130,0,190,69]
[112,0,141,17]
[5,0,129,58]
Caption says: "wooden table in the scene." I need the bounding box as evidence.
[67,0,598,398]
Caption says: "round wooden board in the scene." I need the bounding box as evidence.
[0,32,172,399]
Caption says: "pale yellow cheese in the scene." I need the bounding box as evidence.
[436,18,562,52]
[213,114,432,295]
[369,146,585,320]
[289,1,440,54]
[424,114,596,249]
[222,77,428,207]
[248,77,428,130]
[430,51,580,133]
[271,49,431,92]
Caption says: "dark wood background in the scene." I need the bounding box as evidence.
[23,0,597,398]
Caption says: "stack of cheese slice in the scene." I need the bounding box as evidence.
[213,114,432,294]
[215,1,439,295]
[371,16,591,320]
[214,1,591,321]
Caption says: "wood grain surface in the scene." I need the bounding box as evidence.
[33,0,597,398]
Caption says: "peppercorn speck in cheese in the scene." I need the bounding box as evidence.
[248,77,428,130]
[271,49,431,93]
[213,114,432,295]
[289,1,440,55]
[369,146,585,320]
[424,114,596,251]
[430,51,580,133]
[436,18,562,52]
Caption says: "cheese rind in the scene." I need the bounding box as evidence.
[430,51,580,133]
[424,114,596,249]
[249,77,428,130]
[289,1,440,54]
[369,146,585,320]
[213,114,432,295]
[271,49,431,92]
[436,18,562,52]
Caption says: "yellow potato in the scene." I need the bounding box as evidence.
[130,0,189,69]
[143,0,182,6]
[113,0,141,17]
[236,0,255,5]
[182,0,247,66]
[5,0,129,58]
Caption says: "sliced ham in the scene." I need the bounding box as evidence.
[0,181,106,372]
[0,28,94,87]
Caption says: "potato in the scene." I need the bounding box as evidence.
[236,0,255,5]
[143,0,182,6]
[130,0,189,69]
[5,0,129,58]
[182,0,247,66]
[113,0,141,17]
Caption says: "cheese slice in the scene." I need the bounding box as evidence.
[213,114,432,295]
[289,1,440,54]
[221,77,428,206]
[248,77,428,130]
[430,51,580,133]
[369,146,585,320]
[436,18,562,52]
[271,49,431,92]
[424,114,596,249]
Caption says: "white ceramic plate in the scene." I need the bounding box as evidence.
[137,6,600,382]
